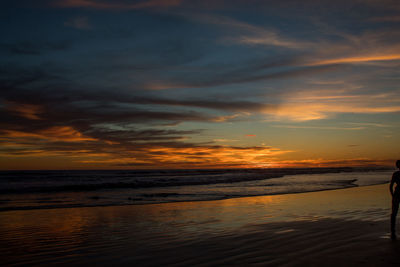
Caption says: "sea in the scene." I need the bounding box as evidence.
[0,167,393,212]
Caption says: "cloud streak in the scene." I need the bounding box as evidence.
[308,54,400,66]
[189,14,309,49]
[64,16,91,30]
[264,90,400,121]
[54,0,183,9]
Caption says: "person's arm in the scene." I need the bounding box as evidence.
[390,173,395,197]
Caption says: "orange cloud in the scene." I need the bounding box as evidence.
[262,90,400,121]
[2,126,97,142]
[268,103,400,121]
[78,145,293,168]
[39,126,97,142]
[245,134,256,137]
[211,114,241,122]
[4,102,43,120]
[77,148,393,169]
[268,158,395,168]
[0,149,109,158]
[308,54,400,66]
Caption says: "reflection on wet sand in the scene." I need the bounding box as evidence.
[0,184,395,266]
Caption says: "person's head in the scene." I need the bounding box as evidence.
[397,160,400,169]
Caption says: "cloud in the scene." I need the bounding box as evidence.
[213,139,238,142]
[88,126,203,142]
[210,113,242,122]
[189,14,309,49]
[344,122,392,128]
[0,41,71,55]
[272,125,365,130]
[195,14,400,72]
[2,126,97,142]
[0,67,292,168]
[0,122,292,168]
[144,64,336,89]
[64,16,91,30]
[54,0,183,9]
[77,144,292,169]
[262,90,400,121]
[300,26,400,67]
[308,54,400,66]
[369,16,400,22]
[0,79,241,126]
[271,158,395,168]
[4,101,43,120]
[127,97,270,112]
[1,68,277,167]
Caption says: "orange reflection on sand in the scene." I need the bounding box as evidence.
[0,208,91,251]
[0,184,392,266]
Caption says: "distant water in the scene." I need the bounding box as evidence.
[0,168,392,211]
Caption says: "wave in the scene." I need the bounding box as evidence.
[0,169,392,212]
[0,167,388,194]
[0,180,391,213]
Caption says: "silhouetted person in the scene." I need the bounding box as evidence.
[390,160,400,240]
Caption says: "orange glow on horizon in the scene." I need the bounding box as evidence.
[77,145,293,169]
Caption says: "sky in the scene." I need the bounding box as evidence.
[1,0,400,170]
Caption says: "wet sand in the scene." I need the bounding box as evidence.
[1,184,399,266]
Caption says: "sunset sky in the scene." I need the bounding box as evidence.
[1,0,400,169]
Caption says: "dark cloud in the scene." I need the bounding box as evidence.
[90,128,202,141]
[53,0,184,10]
[0,64,275,122]
[0,41,71,55]
[119,97,271,112]
[149,64,338,89]
[0,65,264,161]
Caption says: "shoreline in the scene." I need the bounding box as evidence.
[0,181,390,213]
[0,166,392,172]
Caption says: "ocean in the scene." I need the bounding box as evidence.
[0,168,392,212]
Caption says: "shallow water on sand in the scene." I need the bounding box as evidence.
[0,184,392,266]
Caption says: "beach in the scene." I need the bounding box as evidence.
[1,183,399,266]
